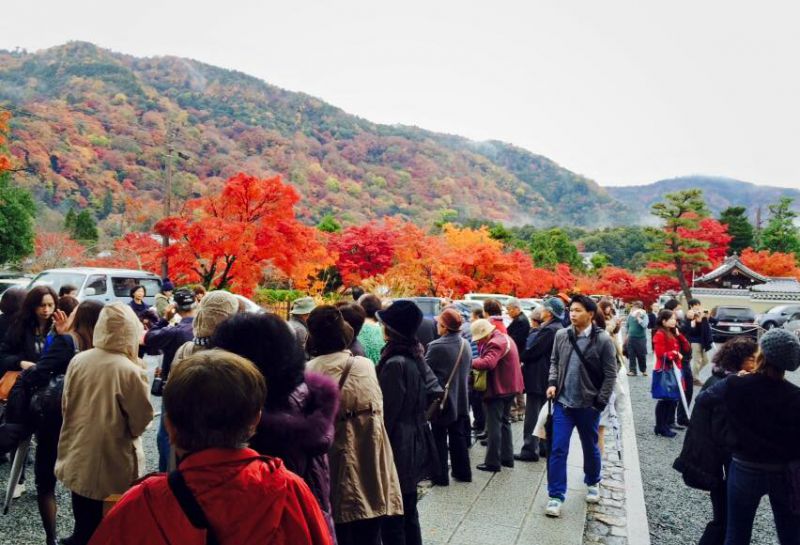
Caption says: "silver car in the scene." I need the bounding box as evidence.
[783,311,800,338]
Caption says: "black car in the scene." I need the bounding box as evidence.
[711,306,759,343]
[756,304,800,330]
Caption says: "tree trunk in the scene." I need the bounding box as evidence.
[674,258,693,301]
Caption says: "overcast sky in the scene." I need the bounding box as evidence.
[2,1,798,189]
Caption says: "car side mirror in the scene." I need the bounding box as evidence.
[84,287,96,296]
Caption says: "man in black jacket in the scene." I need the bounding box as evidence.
[515,298,563,462]
[507,299,531,422]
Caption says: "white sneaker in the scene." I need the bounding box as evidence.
[586,484,601,504]
[12,483,25,499]
[545,497,563,517]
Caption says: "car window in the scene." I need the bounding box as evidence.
[111,277,161,298]
[789,313,800,322]
[717,307,755,320]
[86,274,107,295]
[31,272,87,293]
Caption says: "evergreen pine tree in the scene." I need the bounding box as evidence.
[72,210,99,244]
[718,206,754,255]
[760,197,800,256]
[0,171,36,265]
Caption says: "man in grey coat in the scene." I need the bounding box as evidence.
[544,295,618,518]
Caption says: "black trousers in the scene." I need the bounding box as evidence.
[627,337,648,373]
[381,492,421,545]
[698,480,727,545]
[69,492,104,545]
[432,415,472,484]
[335,517,383,545]
[469,389,485,431]
[520,393,546,458]
[484,397,514,467]
[655,400,677,433]
[35,420,61,493]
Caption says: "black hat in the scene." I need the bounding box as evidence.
[173,289,196,311]
[377,300,423,340]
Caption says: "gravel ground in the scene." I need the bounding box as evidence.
[630,349,800,545]
[0,356,162,545]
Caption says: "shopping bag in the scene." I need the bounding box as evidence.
[651,358,680,401]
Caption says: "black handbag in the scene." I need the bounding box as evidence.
[30,374,65,422]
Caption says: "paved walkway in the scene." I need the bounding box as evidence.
[419,422,589,545]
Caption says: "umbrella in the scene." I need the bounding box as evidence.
[673,364,690,419]
[3,437,30,515]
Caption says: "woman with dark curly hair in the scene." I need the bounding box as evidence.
[212,312,340,542]
[702,336,758,392]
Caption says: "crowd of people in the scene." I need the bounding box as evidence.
[0,282,798,544]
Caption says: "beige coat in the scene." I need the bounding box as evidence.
[308,350,403,523]
[55,303,154,500]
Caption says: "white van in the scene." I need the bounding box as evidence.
[28,267,163,306]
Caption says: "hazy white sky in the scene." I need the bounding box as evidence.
[2,0,799,189]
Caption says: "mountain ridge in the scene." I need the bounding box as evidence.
[0,41,628,233]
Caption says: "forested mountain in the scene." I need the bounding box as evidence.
[607,176,800,222]
[0,41,628,234]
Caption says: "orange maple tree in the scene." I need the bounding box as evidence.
[740,248,800,279]
[155,173,328,295]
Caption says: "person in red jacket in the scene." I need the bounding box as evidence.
[652,309,690,438]
[89,349,332,545]
[470,319,524,472]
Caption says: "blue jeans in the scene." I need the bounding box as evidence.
[547,403,602,501]
[157,412,170,472]
[725,460,800,545]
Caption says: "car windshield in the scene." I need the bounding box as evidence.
[30,271,87,293]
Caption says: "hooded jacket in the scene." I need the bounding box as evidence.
[55,303,154,500]
[87,448,332,545]
[250,372,339,539]
[307,350,403,523]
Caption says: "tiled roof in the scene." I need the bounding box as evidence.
[694,255,770,284]
[751,280,800,293]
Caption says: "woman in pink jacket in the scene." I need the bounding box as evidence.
[471,319,524,472]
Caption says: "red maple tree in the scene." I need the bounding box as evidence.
[156,173,327,295]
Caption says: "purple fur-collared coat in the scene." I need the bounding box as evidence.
[249,371,340,541]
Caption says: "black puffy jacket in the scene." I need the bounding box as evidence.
[673,373,729,491]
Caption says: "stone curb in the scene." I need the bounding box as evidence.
[619,371,651,545]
